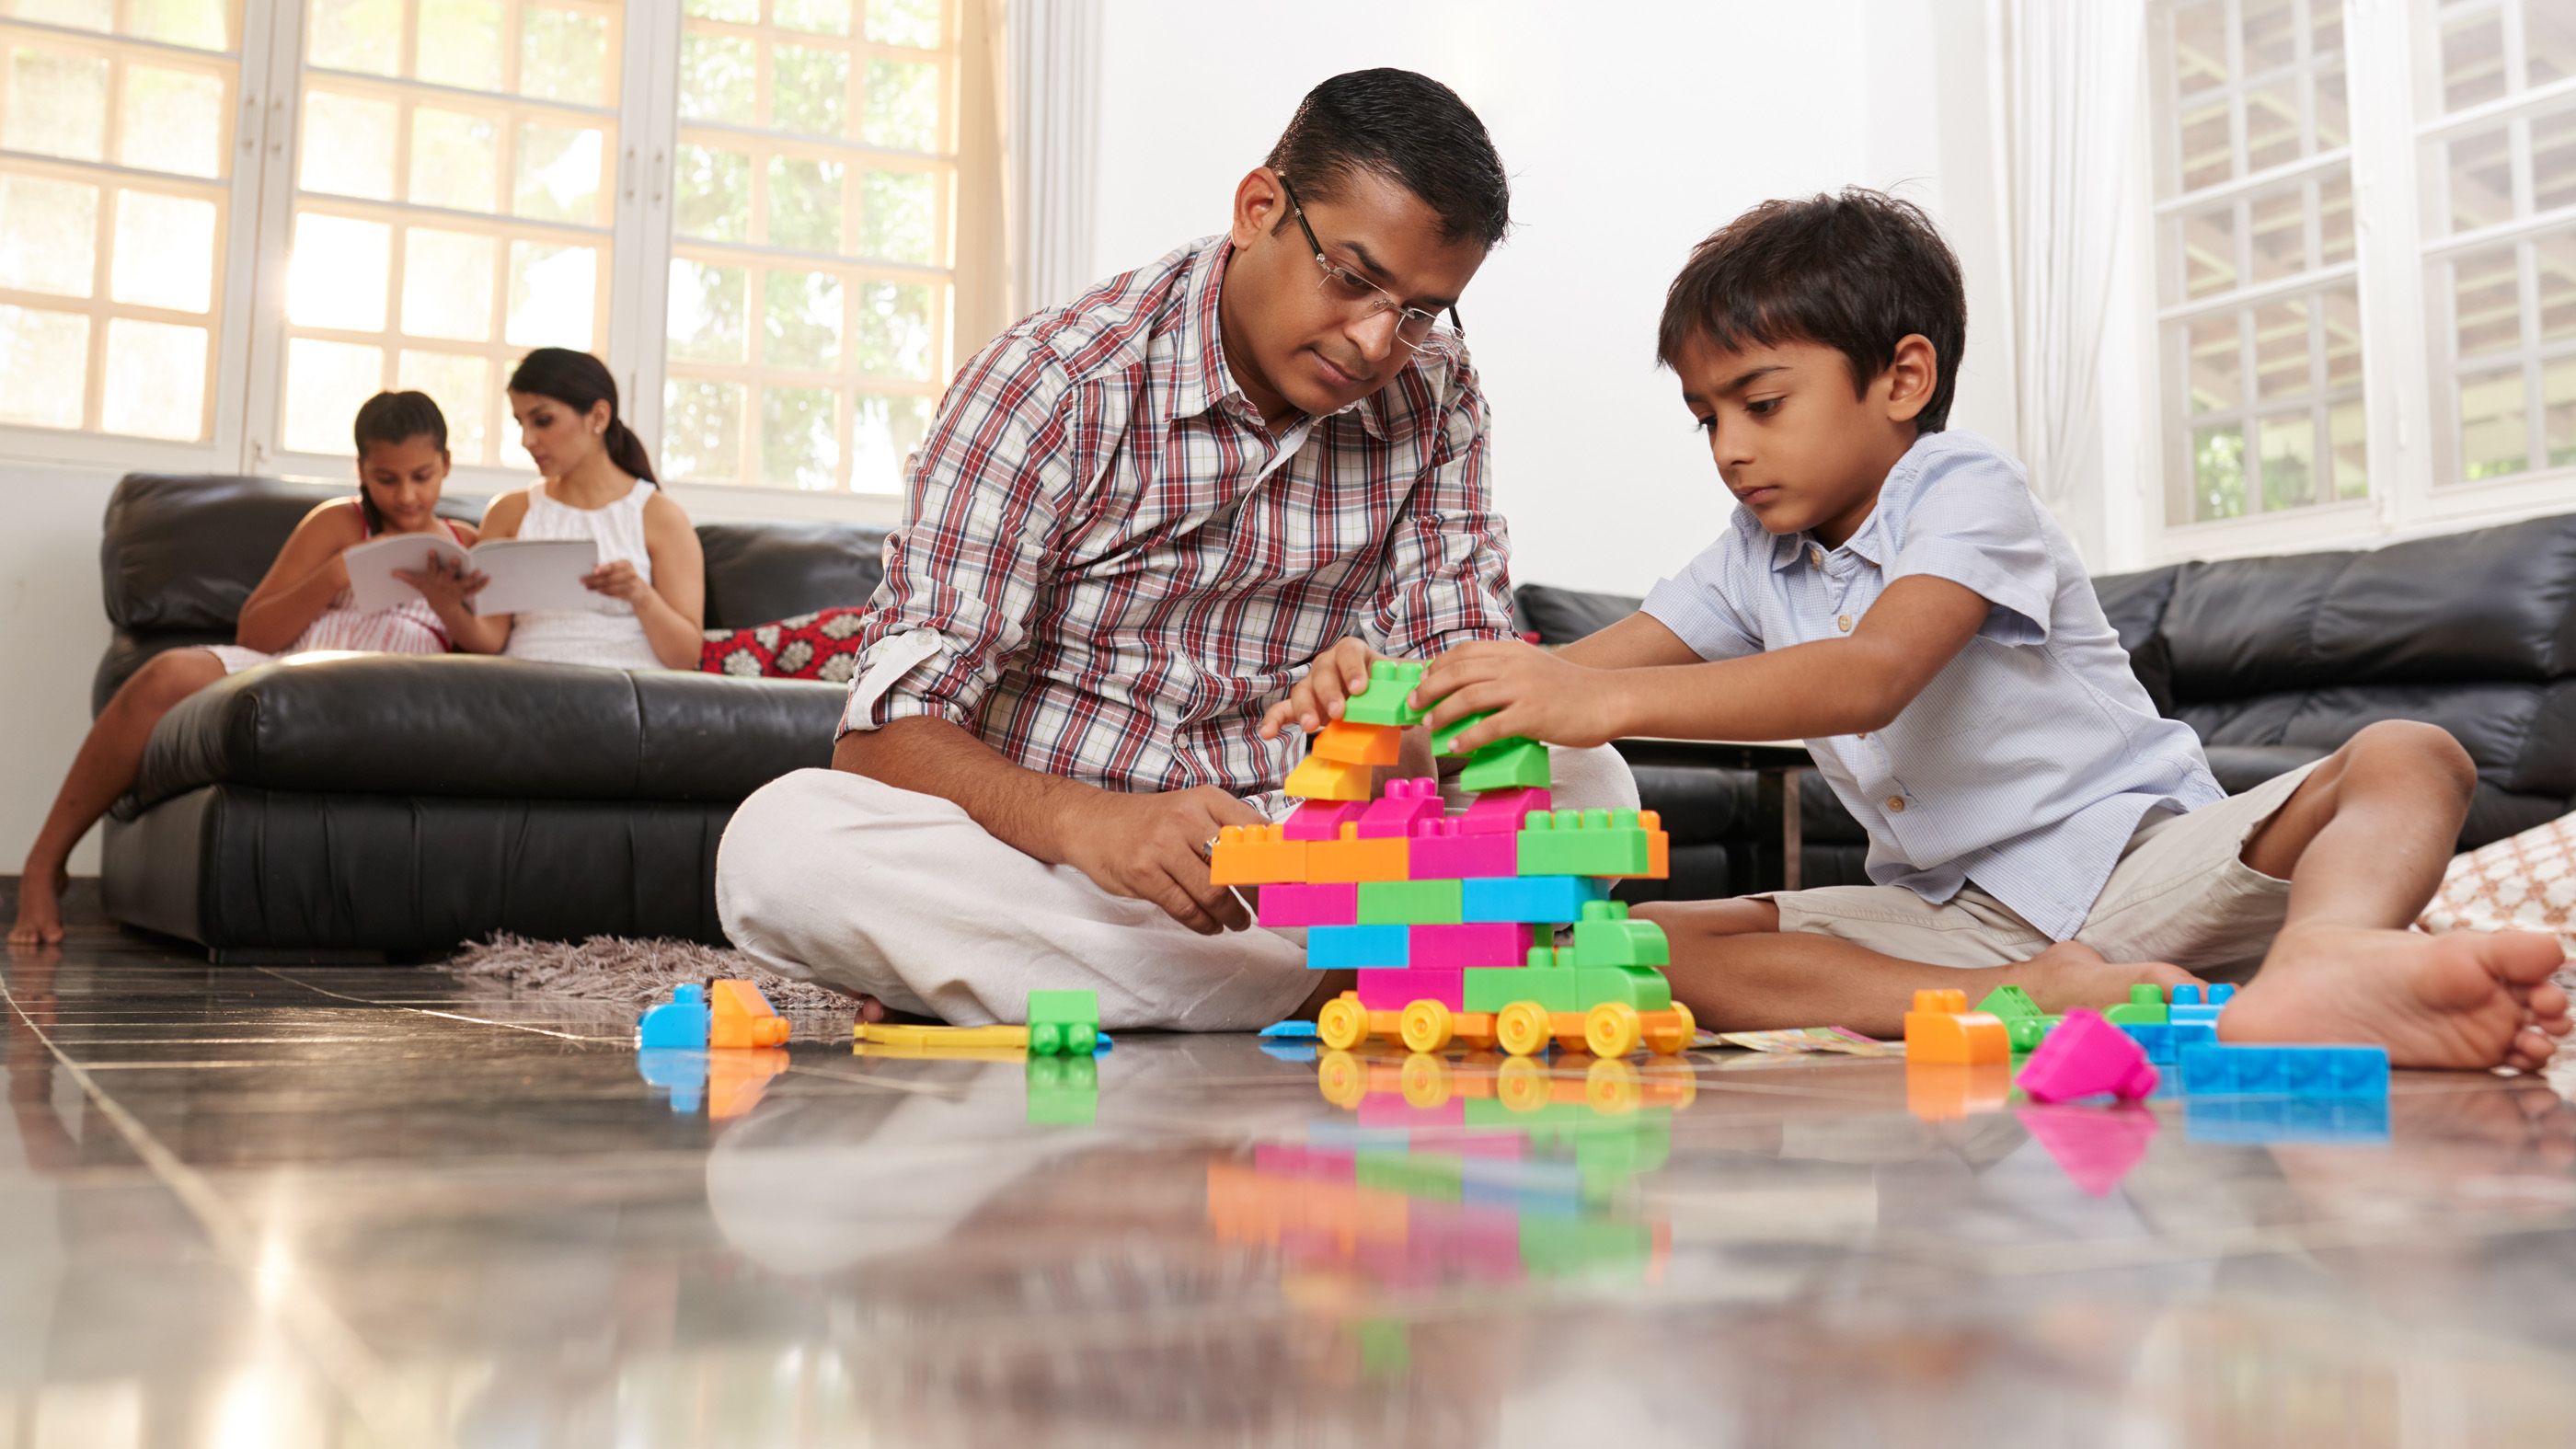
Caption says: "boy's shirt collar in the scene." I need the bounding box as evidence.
[1760,431,1949,574]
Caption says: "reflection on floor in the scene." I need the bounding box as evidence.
[6,925,2576,1446]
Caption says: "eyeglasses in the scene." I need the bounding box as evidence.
[1277,176,1462,359]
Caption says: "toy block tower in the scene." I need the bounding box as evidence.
[1212,663,1691,1058]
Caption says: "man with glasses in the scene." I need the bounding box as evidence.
[717,69,1636,1030]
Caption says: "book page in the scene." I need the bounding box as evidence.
[342,532,471,614]
[468,538,601,615]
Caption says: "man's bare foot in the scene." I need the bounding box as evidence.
[2222,923,2570,1071]
[2016,939,2201,1017]
[6,864,68,947]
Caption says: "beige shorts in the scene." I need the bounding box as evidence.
[1767,759,2323,981]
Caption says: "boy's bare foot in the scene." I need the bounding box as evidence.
[7,864,69,947]
[2221,923,2569,1071]
[2018,940,2200,1017]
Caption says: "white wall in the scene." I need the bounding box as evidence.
[1092,0,2016,595]
[1,464,126,878]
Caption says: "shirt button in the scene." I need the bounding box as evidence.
[1837,614,1852,632]
[1810,546,1824,568]
[1887,796,1906,812]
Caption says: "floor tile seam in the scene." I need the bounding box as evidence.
[254,969,626,1044]
[1879,1209,2576,1278]
[0,975,452,1449]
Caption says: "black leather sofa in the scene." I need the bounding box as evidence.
[1520,512,2576,902]
[94,474,886,960]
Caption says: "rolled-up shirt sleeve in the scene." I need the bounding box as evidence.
[1640,533,1765,662]
[840,335,1079,737]
[1363,359,1516,660]
[1884,446,2058,646]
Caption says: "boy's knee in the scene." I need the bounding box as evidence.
[2341,719,2475,799]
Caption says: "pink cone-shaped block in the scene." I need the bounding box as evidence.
[1408,817,1520,879]
[1409,922,1534,967]
[2016,1102,2158,1196]
[1256,881,1358,927]
[2017,1008,2160,1102]
[1356,777,1443,838]
[1458,786,1551,835]
[1281,799,1367,841]
[1354,966,1465,1010]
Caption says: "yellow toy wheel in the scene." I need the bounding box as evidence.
[1398,999,1455,1054]
[1496,1054,1551,1112]
[1584,1001,1643,1059]
[1317,995,1369,1052]
[1644,1011,1690,1056]
[1398,1051,1452,1109]
[1495,1001,1553,1057]
[1585,1056,1642,1114]
[1317,1050,1367,1108]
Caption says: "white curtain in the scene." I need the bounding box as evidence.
[2005,0,2145,524]
[1006,0,1101,316]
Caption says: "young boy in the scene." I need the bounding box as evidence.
[1403,190,2566,1071]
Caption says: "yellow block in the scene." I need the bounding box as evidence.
[855,1021,1029,1049]
[1284,753,1372,800]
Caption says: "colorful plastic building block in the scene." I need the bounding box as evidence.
[1902,989,2009,1066]
[1570,901,1670,969]
[1461,874,1609,923]
[2168,982,2235,1027]
[1257,881,1358,927]
[709,979,790,1049]
[708,1048,788,1118]
[1466,958,1579,1013]
[1284,753,1371,801]
[1358,879,1465,925]
[2118,1020,2216,1064]
[2183,1096,2389,1144]
[1975,985,2041,1018]
[2015,1008,2158,1102]
[1209,822,1308,885]
[1458,786,1550,834]
[1410,922,1533,967]
[1343,660,1431,728]
[1355,967,1464,1010]
[1281,799,1367,840]
[2179,1043,2388,1098]
[1259,1019,1319,1038]
[1306,924,1411,969]
[1429,709,1493,756]
[857,1021,1028,1048]
[1409,818,1520,879]
[2101,983,2168,1026]
[638,983,709,1048]
[1518,809,1663,879]
[2017,1102,2157,1195]
[1457,737,1552,792]
[1904,1060,2013,1121]
[1307,823,1409,882]
[1027,989,1100,1056]
[2003,1015,2059,1052]
[1310,719,1400,765]
[1356,777,1443,838]
[1027,1052,1098,1125]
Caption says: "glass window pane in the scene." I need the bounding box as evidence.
[2451,127,2514,233]
[2454,245,2523,357]
[513,121,602,223]
[2314,62,2346,151]
[7,48,109,162]
[505,238,594,346]
[775,0,846,33]
[2239,0,2294,72]
[863,58,937,152]
[2178,201,2236,299]
[288,212,389,329]
[2172,0,2227,93]
[674,144,750,240]
[684,0,755,20]
[120,67,224,178]
[2538,233,2576,342]
[521,6,607,106]
[308,0,400,75]
[2528,0,2576,90]
[409,109,500,212]
[2192,424,2245,521]
[853,279,930,379]
[282,336,383,453]
[2248,186,2306,282]
[2257,411,2316,511]
[398,349,489,461]
[0,305,88,428]
[858,167,931,263]
[680,32,755,123]
[2245,79,2299,171]
[0,174,98,296]
[761,384,836,487]
[417,0,503,91]
[401,228,494,339]
[2329,399,2365,499]
[850,391,927,491]
[12,0,111,32]
[2544,357,2576,470]
[109,190,215,311]
[762,267,840,370]
[100,317,202,437]
[662,376,744,480]
[2320,286,2361,391]
[773,44,847,136]
[2536,110,2576,218]
[2317,170,2353,266]
[865,0,937,48]
[767,155,842,252]
[2460,366,2529,479]
[300,91,397,200]
[2186,315,2239,414]
[2444,12,2507,113]
[128,0,227,49]
[668,259,745,362]
[2252,297,2310,399]
[2179,95,2232,191]
[2310,0,2341,58]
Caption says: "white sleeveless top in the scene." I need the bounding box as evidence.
[501,477,664,670]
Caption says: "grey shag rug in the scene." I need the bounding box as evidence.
[430,935,863,1040]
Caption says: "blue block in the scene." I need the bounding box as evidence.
[2185,1096,2390,1144]
[1460,875,1610,924]
[2170,984,2202,1006]
[2179,1043,2389,1098]
[1259,1019,1319,1038]
[638,983,709,1048]
[2171,1022,2217,1054]
[636,1048,706,1113]
[2119,1021,2177,1064]
[1306,924,1410,969]
[2170,1005,2224,1027]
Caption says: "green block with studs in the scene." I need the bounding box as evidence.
[1518,809,1652,877]
[1570,900,1669,969]
[1976,984,2042,1019]
[1466,964,1580,1014]
[2004,1015,2059,1052]
[1342,660,1430,728]
[1456,736,1551,791]
[1356,879,1465,926]
[2101,983,2168,1026]
[1575,965,1672,1012]
[1431,709,1491,757]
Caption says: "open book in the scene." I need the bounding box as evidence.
[343,534,603,616]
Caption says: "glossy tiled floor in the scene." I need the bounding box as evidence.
[6,926,2576,1447]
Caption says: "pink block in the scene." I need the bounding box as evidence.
[1255,1143,1354,1179]
[1408,818,1520,879]
[1281,799,1366,841]
[1458,1204,1525,1282]
[1257,881,1358,927]
[1356,777,1443,838]
[2016,1009,2160,1103]
[1354,967,1464,1011]
[1459,786,1551,834]
[2017,1103,2157,1197]
[1361,1092,1463,1128]
[1409,922,1533,968]
[1452,1131,1526,1160]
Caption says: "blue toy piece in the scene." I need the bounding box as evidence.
[2119,1020,2218,1065]
[1305,924,1410,969]
[2168,982,2235,1028]
[2179,1042,2388,1098]
[1461,874,1611,924]
[1259,1019,1320,1038]
[638,983,710,1048]
[2184,1096,2390,1144]
[636,1048,707,1113]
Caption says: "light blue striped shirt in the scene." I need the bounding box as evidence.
[1639,430,2222,940]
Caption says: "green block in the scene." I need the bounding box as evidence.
[1572,1118,1672,1179]
[1357,879,1464,925]
[1457,736,1550,791]
[1518,809,1652,877]
[1027,989,1101,1055]
[1975,984,2041,1019]
[2101,983,2168,1026]
[1520,1217,1653,1281]
[1575,965,1672,1012]
[1431,709,1491,757]
[1571,900,1669,969]
[1025,1054,1097,1124]
[1356,1149,1461,1201]
[2004,1015,2056,1052]
[1465,965,1578,1013]
[1343,660,1430,727]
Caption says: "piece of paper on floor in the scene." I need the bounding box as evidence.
[1699,1025,1899,1056]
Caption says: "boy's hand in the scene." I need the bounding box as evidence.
[1412,639,1627,752]
[1259,637,1379,740]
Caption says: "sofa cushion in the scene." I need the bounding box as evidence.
[1515,583,1640,645]
[698,521,891,630]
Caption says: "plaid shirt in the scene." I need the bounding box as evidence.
[840,236,1516,795]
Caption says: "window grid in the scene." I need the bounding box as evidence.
[0,1,237,442]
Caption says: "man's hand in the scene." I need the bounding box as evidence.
[1056,786,1269,935]
[1259,638,1379,740]
[1411,639,1627,753]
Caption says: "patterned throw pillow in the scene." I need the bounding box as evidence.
[700,607,871,682]
[2417,813,2576,953]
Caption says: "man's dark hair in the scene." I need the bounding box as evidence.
[1657,189,1967,431]
[1264,69,1512,250]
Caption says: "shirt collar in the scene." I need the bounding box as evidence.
[1168,236,1391,442]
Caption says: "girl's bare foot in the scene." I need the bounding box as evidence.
[7,863,69,947]
[2222,923,2569,1071]
[2018,939,2201,1016]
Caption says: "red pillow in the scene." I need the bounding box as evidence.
[700,607,872,680]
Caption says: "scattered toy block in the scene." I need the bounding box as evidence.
[2004,1015,2058,1052]
[1027,989,1099,1056]
[1359,879,1465,925]
[1308,823,1409,882]
[1460,874,1609,924]
[1209,822,1308,885]
[1355,967,1464,1011]
[1902,988,2008,1065]
[1343,660,1431,728]
[1458,786,1550,835]
[1410,921,1534,967]
[709,979,790,1049]
[1281,799,1367,841]
[2101,983,2168,1026]
[2017,1102,2156,1195]
[1457,736,1551,792]
[2119,1020,2218,1064]
[2016,1008,2157,1101]
[1430,709,1493,756]
[1257,880,1358,927]
[1518,809,1657,878]
[1259,1019,1319,1039]
[1285,753,1372,801]
[1466,964,1580,1013]
[1910,988,1967,1015]
[2168,983,2233,1027]
[1975,985,2041,1018]
[638,983,709,1048]
[1311,719,1400,765]
[1356,777,1443,838]
[1307,924,1411,969]
[1570,900,1669,969]
[2179,1043,2388,1098]
[2170,984,2202,1006]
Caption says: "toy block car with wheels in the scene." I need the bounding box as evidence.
[1310,907,1694,1059]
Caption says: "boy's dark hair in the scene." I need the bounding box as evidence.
[351,390,448,532]
[1264,69,1512,250]
[1657,189,1967,431]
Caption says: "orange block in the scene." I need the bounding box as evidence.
[708,1048,788,1118]
[1905,1060,2013,1121]
[1903,985,2007,1064]
[1307,823,1409,882]
[710,979,790,1049]
[1311,719,1400,765]
[1210,822,1308,885]
[1285,753,1372,801]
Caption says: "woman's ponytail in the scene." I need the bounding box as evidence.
[506,348,658,487]
[603,416,658,484]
